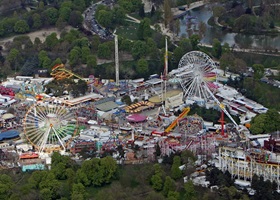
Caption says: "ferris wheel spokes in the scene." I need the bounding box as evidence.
[52,127,66,151]
[24,103,77,153]
[38,126,52,153]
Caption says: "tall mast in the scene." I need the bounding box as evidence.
[164,37,168,79]
[115,34,119,86]
[164,37,168,110]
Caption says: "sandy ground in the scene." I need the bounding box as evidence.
[0,26,73,50]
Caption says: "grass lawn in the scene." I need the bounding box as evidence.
[116,22,139,40]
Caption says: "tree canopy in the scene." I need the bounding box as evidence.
[250,109,280,134]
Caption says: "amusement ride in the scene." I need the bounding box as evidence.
[23,103,78,153]
[169,51,237,126]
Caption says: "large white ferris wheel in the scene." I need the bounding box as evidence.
[169,51,237,126]
[23,103,78,153]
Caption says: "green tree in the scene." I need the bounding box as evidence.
[52,58,63,67]
[112,7,126,25]
[28,171,48,189]
[34,37,42,50]
[121,95,132,105]
[151,173,163,191]
[118,0,141,13]
[2,17,17,35]
[98,43,111,59]
[14,20,29,33]
[100,156,118,184]
[219,53,235,75]
[39,173,61,199]
[7,48,20,67]
[59,6,72,22]
[212,38,222,59]
[163,176,175,197]
[147,37,159,58]
[184,180,197,200]
[252,64,264,81]
[132,40,147,59]
[39,188,52,200]
[0,174,14,199]
[69,47,81,66]
[21,56,39,76]
[52,162,67,180]
[222,42,230,54]
[91,35,100,53]
[73,0,86,12]
[181,150,196,167]
[137,18,152,40]
[119,38,131,52]
[44,8,59,25]
[173,46,184,64]
[32,13,42,29]
[250,109,280,134]
[71,183,87,200]
[38,50,51,69]
[81,46,91,64]
[87,55,97,69]
[97,10,113,28]
[76,169,91,186]
[213,6,226,18]
[45,33,59,50]
[68,11,83,27]
[171,156,182,180]
[56,17,67,31]
[167,191,180,200]
[189,34,200,50]
[136,58,148,76]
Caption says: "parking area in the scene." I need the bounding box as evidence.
[84,0,115,40]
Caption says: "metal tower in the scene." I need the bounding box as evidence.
[114,34,119,86]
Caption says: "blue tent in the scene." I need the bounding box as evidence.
[0,129,20,141]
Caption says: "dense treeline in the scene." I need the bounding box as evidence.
[0,150,197,200]
[0,0,88,36]
[3,151,280,199]
[212,0,280,34]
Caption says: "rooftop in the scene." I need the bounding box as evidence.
[149,90,182,103]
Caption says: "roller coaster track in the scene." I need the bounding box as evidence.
[51,64,84,80]
[51,64,104,95]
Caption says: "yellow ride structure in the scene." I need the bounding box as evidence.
[51,64,84,80]
[165,107,190,133]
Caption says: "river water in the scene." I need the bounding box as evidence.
[179,4,280,50]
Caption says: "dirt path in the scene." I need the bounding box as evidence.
[0,26,73,49]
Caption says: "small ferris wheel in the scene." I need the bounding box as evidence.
[23,103,78,153]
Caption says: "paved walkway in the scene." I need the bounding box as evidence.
[172,1,206,19]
